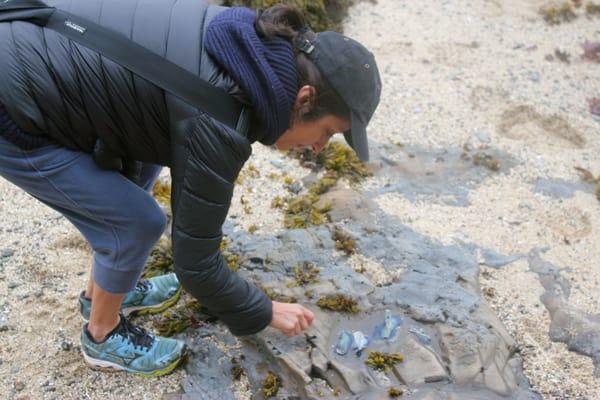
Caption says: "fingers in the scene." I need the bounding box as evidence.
[303,308,315,325]
[272,303,316,337]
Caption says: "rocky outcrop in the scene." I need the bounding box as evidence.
[173,145,542,398]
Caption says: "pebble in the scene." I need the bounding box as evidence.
[287,182,303,194]
[0,313,8,332]
[61,340,72,351]
[1,248,14,258]
[529,71,540,82]
[270,159,285,169]
[476,131,491,143]
[8,282,20,289]
[14,381,25,391]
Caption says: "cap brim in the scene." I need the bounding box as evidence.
[343,112,369,162]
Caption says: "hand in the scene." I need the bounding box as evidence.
[269,301,315,337]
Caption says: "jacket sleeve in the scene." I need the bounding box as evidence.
[169,113,273,336]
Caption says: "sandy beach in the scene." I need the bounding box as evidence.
[1,0,599,399]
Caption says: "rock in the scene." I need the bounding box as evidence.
[61,340,72,351]
[1,248,14,258]
[480,248,522,269]
[270,158,285,169]
[14,381,25,391]
[287,181,303,194]
[0,313,9,332]
[476,131,491,143]
[529,71,540,82]
[7,282,20,289]
[317,188,377,223]
[394,336,448,384]
[405,304,446,323]
[437,321,519,396]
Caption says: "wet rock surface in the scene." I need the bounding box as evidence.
[176,146,542,399]
[527,250,600,377]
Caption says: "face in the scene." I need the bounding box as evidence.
[275,114,351,153]
[275,85,351,154]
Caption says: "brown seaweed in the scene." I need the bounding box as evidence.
[316,294,359,313]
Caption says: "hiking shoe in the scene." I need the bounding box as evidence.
[81,314,186,377]
[79,273,181,321]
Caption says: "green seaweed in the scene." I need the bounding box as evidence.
[282,142,371,229]
[221,238,242,271]
[332,227,356,255]
[316,142,372,183]
[472,151,501,172]
[283,192,332,229]
[235,163,260,185]
[260,284,297,303]
[283,175,295,186]
[586,2,600,15]
[309,172,339,195]
[261,371,281,398]
[388,387,404,397]
[316,294,359,313]
[271,196,285,209]
[365,351,404,372]
[540,2,578,25]
[223,0,353,33]
[154,297,208,336]
[142,238,174,279]
[287,261,320,287]
[291,142,372,184]
[231,357,245,380]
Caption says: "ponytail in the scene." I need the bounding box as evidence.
[255,4,350,123]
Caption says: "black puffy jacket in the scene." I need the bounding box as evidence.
[0,0,273,336]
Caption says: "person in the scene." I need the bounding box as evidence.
[0,0,381,377]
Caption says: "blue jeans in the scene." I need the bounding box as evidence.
[0,136,166,293]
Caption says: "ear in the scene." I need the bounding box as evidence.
[294,85,317,117]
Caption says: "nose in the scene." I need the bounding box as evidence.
[312,136,330,154]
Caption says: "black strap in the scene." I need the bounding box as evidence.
[0,0,244,131]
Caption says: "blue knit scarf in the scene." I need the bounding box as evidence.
[205,7,299,145]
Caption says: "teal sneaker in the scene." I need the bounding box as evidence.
[79,273,181,321]
[81,314,186,377]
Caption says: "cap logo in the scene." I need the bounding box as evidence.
[365,63,371,69]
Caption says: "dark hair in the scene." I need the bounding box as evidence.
[255,5,350,124]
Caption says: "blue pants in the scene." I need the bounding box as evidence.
[0,136,166,293]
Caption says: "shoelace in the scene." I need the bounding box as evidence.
[116,315,155,351]
[135,279,151,293]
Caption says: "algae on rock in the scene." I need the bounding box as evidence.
[154,297,209,336]
[332,226,357,255]
[287,261,320,287]
[261,371,281,398]
[540,2,578,24]
[143,238,174,279]
[316,294,359,313]
[365,351,404,372]
[283,192,332,228]
[152,179,171,207]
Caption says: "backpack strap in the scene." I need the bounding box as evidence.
[0,0,244,131]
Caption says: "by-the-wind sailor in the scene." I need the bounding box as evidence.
[373,309,402,340]
[352,331,369,356]
[334,330,353,356]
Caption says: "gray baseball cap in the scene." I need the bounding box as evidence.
[297,30,382,161]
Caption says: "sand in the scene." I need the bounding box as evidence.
[1,0,599,399]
